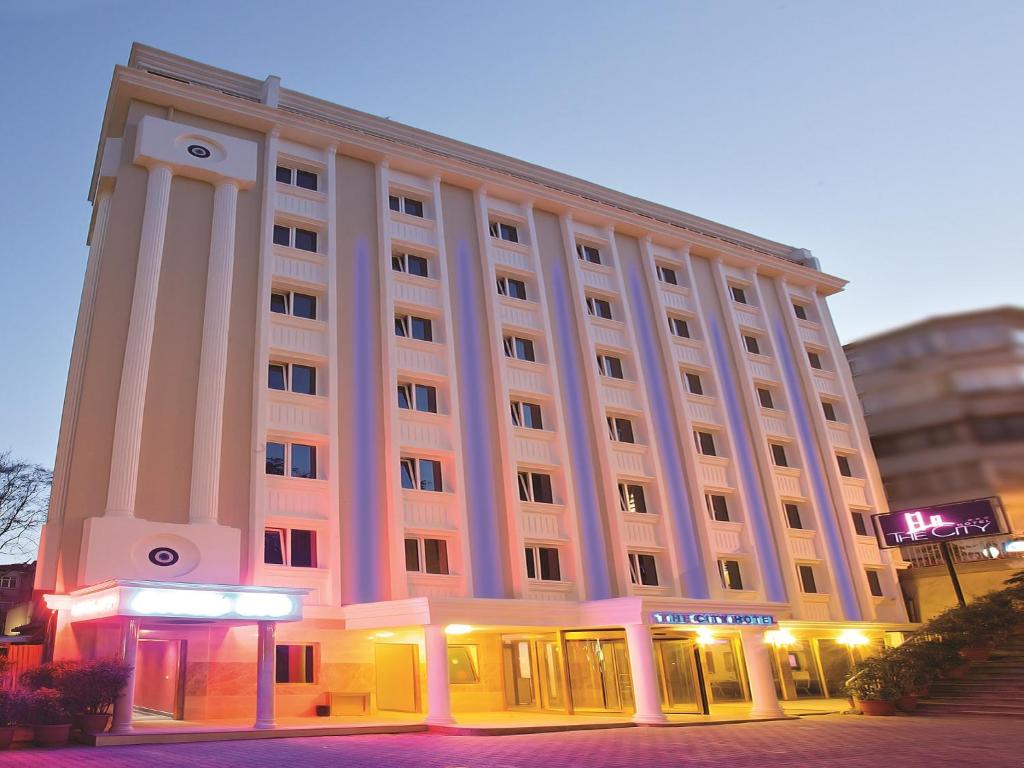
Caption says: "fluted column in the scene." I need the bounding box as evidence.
[105,164,173,518]
[189,180,240,523]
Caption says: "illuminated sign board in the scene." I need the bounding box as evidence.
[48,582,306,623]
[651,612,776,626]
[873,497,1006,549]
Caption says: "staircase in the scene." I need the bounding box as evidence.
[917,635,1024,717]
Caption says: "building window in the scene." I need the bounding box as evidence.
[276,165,319,192]
[503,335,536,362]
[618,482,647,513]
[822,401,838,422]
[706,493,730,522]
[730,285,748,304]
[793,303,808,321]
[607,416,635,443]
[743,335,761,355]
[265,441,317,479]
[576,243,602,265]
[784,503,803,529]
[273,224,318,253]
[656,264,678,285]
[694,430,717,456]
[719,559,744,590]
[757,387,775,409]
[807,351,823,370]
[525,545,561,581]
[400,457,443,492]
[389,194,424,217]
[489,221,519,243]
[448,646,479,684]
[628,553,659,587]
[0,576,15,590]
[398,382,438,413]
[270,289,317,320]
[851,511,868,537]
[684,371,704,396]
[264,528,317,568]
[586,295,613,320]
[770,442,789,467]
[596,354,624,379]
[496,275,528,300]
[268,362,317,395]
[275,644,315,684]
[392,251,430,278]
[404,537,450,574]
[837,454,854,477]
[517,471,554,504]
[668,315,691,338]
[511,400,544,430]
[395,314,434,342]
[797,564,818,594]
[866,570,884,597]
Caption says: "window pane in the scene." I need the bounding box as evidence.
[852,512,868,536]
[626,484,646,513]
[294,228,317,252]
[532,473,553,504]
[415,385,437,413]
[404,198,424,217]
[518,473,530,502]
[400,459,416,490]
[404,538,420,571]
[292,293,317,319]
[295,169,318,191]
[508,279,527,300]
[808,352,822,369]
[523,403,543,430]
[686,372,703,395]
[264,529,285,564]
[389,195,401,212]
[771,444,788,467]
[270,292,288,314]
[731,286,747,304]
[291,364,317,395]
[424,538,449,574]
[744,336,760,354]
[638,554,658,586]
[273,225,290,246]
[524,547,536,579]
[448,646,479,683]
[276,165,292,184]
[785,503,803,529]
[867,570,883,597]
[411,317,433,342]
[822,402,837,421]
[266,442,286,475]
[419,459,442,492]
[517,338,535,362]
[268,364,287,391]
[395,316,408,337]
[397,385,412,410]
[290,529,316,568]
[662,267,677,285]
[291,444,316,479]
[794,304,808,320]
[758,388,774,408]
[708,495,730,522]
[799,565,817,594]
[539,547,560,581]
[407,254,429,278]
[500,223,518,243]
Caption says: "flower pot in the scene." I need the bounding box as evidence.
[78,712,112,735]
[896,695,919,712]
[946,662,971,679]
[856,699,897,716]
[33,723,72,747]
[960,646,992,663]
[0,726,15,750]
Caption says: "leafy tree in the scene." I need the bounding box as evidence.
[0,450,51,557]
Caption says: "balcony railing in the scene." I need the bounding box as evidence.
[901,535,1024,569]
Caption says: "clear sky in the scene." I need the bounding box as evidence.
[1,0,1022,471]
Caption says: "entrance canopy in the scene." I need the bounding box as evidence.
[44,579,309,624]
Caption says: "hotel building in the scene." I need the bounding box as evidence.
[36,45,910,732]
[845,307,1024,620]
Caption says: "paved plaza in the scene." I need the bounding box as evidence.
[5,715,1021,768]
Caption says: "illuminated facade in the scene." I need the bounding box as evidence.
[37,45,910,732]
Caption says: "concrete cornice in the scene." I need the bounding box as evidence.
[90,44,848,294]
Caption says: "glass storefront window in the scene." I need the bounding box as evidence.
[701,638,747,703]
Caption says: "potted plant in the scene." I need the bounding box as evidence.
[888,646,934,709]
[0,688,27,750]
[843,656,901,716]
[61,659,133,735]
[26,688,71,747]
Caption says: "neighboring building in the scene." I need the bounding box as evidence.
[35,44,909,733]
[845,307,1024,620]
[0,562,36,636]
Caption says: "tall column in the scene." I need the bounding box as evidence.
[424,624,454,725]
[741,631,785,718]
[105,164,174,518]
[255,621,276,728]
[624,623,668,724]
[189,180,241,523]
[110,617,140,734]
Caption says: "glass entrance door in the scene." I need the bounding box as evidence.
[655,639,702,713]
[816,639,854,698]
[564,638,632,713]
[502,639,536,708]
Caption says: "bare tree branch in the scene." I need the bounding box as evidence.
[0,450,51,557]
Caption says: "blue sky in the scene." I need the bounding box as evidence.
[1,0,1022,470]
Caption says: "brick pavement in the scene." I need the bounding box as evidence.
[4,715,1021,768]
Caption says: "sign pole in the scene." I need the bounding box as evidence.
[940,541,967,607]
